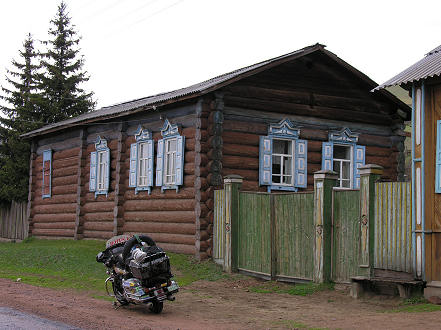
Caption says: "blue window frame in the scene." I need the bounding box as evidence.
[155,119,185,193]
[89,136,110,197]
[259,118,307,192]
[321,128,365,189]
[42,149,52,199]
[129,125,154,194]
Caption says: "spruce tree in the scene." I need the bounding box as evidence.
[40,1,95,122]
[0,34,42,203]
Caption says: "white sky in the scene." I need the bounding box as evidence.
[1,0,440,109]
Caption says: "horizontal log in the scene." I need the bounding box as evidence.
[33,194,77,206]
[223,119,267,135]
[53,184,78,195]
[82,201,115,213]
[222,168,259,181]
[124,199,195,212]
[52,166,78,178]
[222,131,259,146]
[358,134,392,148]
[53,147,80,160]
[84,192,115,203]
[33,203,77,214]
[83,221,114,231]
[83,212,114,222]
[32,228,74,237]
[223,143,259,157]
[83,230,114,240]
[33,213,76,223]
[123,210,195,223]
[223,155,258,170]
[129,233,196,246]
[122,222,195,235]
[52,157,82,169]
[300,128,328,141]
[33,222,75,230]
[52,176,78,187]
[149,242,195,255]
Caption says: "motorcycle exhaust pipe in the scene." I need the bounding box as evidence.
[166,296,175,301]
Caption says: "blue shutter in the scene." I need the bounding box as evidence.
[322,142,334,171]
[104,148,110,193]
[259,136,272,185]
[156,139,164,186]
[147,140,154,188]
[89,151,97,192]
[175,136,185,186]
[436,120,441,193]
[42,150,52,198]
[353,145,365,189]
[294,139,308,188]
[129,143,137,188]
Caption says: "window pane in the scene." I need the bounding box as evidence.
[168,139,176,152]
[284,156,292,175]
[272,155,281,175]
[272,175,281,184]
[334,145,350,160]
[273,139,291,155]
[282,175,292,184]
[342,161,351,181]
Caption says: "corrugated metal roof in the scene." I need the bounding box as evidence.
[23,43,409,138]
[375,44,441,90]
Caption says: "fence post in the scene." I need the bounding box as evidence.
[223,174,243,273]
[358,164,383,277]
[313,170,337,283]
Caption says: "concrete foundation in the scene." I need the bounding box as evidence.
[424,281,441,299]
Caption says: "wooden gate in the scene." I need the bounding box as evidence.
[236,192,314,282]
[332,189,361,283]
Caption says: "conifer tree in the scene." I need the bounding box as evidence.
[39,1,95,122]
[0,34,42,203]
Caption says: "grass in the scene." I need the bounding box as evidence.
[0,238,226,295]
[269,319,328,330]
[250,281,334,296]
[382,296,441,313]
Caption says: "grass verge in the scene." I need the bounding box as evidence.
[0,238,226,295]
[383,297,441,313]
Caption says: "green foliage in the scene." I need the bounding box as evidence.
[386,304,441,313]
[0,239,226,296]
[39,1,95,122]
[250,281,334,296]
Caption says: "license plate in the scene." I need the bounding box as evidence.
[168,283,179,292]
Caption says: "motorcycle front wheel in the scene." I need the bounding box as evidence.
[112,280,129,306]
[149,300,163,314]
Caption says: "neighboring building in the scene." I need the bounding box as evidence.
[23,43,410,259]
[376,44,441,297]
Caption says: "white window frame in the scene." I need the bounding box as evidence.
[332,144,353,189]
[271,138,295,187]
[137,141,150,187]
[163,137,177,185]
[97,150,107,191]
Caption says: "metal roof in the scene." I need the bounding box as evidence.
[375,44,441,90]
[22,43,409,138]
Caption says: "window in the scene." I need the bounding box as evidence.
[42,150,52,198]
[156,119,185,192]
[90,136,110,197]
[259,118,307,191]
[322,128,365,189]
[129,126,154,194]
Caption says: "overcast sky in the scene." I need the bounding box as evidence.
[1,0,440,109]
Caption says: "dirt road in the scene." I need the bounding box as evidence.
[1,277,441,329]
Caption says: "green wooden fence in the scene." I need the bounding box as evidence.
[332,190,361,283]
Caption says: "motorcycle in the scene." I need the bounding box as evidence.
[96,234,179,314]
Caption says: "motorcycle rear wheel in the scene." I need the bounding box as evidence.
[149,301,163,314]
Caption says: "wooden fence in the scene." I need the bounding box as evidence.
[0,201,28,240]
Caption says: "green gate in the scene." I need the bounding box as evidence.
[332,189,361,283]
[237,192,314,281]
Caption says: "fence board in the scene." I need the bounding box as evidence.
[274,193,314,281]
[332,190,360,283]
[374,182,412,273]
[213,189,225,264]
[0,201,28,240]
[237,192,271,276]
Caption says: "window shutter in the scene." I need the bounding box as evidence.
[156,139,164,186]
[294,139,308,188]
[353,145,365,189]
[322,142,334,171]
[147,140,154,187]
[175,136,185,186]
[89,151,97,192]
[259,136,272,185]
[129,143,137,188]
[42,150,52,198]
[436,120,441,193]
[104,148,110,193]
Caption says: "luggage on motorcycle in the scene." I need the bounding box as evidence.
[129,245,172,280]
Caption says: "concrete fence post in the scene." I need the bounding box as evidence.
[223,175,243,273]
[358,164,383,278]
[313,170,337,283]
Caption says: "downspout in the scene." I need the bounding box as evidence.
[422,81,426,281]
[411,84,416,278]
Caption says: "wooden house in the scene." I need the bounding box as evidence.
[376,45,441,298]
[23,43,410,260]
